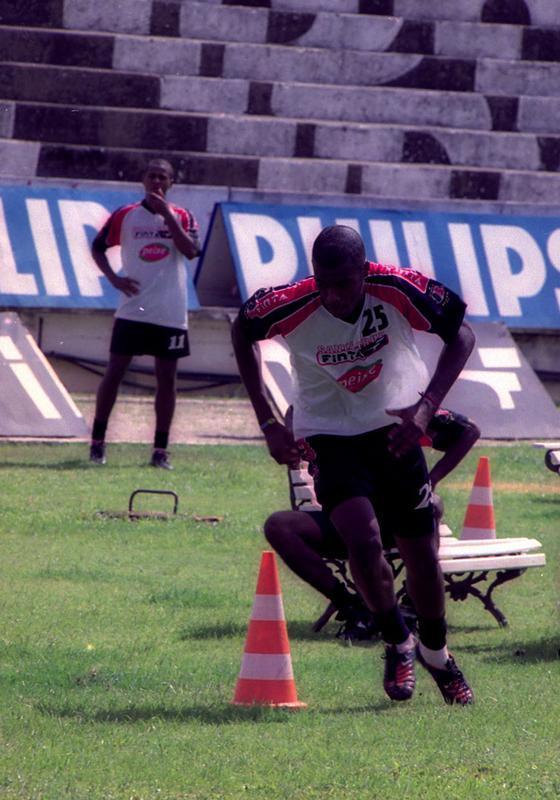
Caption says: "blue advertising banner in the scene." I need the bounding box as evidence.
[214,202,560,329]
[0,185,200,310]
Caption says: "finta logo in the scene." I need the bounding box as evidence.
[246,287,293,318]
[317,334,388,366]
[336,360,383,393]
[139,243,170,262]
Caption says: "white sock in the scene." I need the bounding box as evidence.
[418,641,450,669]
[395,633,416,654]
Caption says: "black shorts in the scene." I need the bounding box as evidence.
[110,318,190,360]
[303,426,435,541]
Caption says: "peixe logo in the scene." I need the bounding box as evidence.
[139,243,170,262]
[337,359,383,393]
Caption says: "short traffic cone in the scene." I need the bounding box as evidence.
[460,456,496,540]
[232,551,306,708]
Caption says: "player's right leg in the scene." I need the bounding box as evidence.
[307,432,417,700]
[90,352,132,463]
[330,496,417,701]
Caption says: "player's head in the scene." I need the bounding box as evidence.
[143,158,174,196]
[312,226,368,320]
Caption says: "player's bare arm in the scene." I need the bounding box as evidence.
[145,191,200,260]
[429,418,480,487]
[386,321,475,457]
[231,316,300,467]
[91,245,140,297]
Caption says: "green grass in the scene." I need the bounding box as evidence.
[0,442,558,800]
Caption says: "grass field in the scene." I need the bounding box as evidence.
[0,441,558,800]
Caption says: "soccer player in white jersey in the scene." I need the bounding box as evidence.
[89,158,200,469]
[232,225,476,706]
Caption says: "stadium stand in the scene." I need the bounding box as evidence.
[2,0,560,203]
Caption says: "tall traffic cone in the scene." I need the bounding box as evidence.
[460,456,496,540]
[232,551,307,708]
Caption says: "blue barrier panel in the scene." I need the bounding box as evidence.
[0,185,200,310]
[204,202,560,329]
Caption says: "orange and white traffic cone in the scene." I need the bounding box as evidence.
[460,456,496,540]
[232,551,307,708]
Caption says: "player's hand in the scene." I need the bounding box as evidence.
[145,190,170,217]
[386,400,431,458]
[112,275,140,296]
[263,423,300,468]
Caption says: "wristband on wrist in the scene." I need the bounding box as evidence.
[420,392,438,410]
[260,417,278,431]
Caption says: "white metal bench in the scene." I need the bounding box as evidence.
[533,441,560,475]
[289,466,547,628]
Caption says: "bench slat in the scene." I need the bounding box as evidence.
[438,553,546,572]
[439,539,543,557]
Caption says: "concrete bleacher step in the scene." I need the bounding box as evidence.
[5,101,553,174]
[0,139,40,179]
[0,25,114,68]
[5,17,560,72]
[0,62,160,107]
[386,0,559,27]
[3,137,558,203]
[270,0,558,26]
[10,103,208,154]
[31,141,260,187]
[5,3,560,66]
[3,0,560,40]
[120,38,478,93]
[149,2,560,58]
[7,25,560,104]
[215,0,557,28]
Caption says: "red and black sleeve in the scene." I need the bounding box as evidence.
[237,278,320,343]
[365,262,467,343]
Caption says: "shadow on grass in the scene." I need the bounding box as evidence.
[179,620,379,645]
[38,699,392,724]
[38,702,297,725]
[447,624,492,635]
[529,497,560,510]
[0,460,153,471]
[0,460,94,471]
[460,637,560,663]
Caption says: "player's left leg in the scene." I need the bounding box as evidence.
[90,352,133,464]
[152,356,178,469]
[393,471,473,706]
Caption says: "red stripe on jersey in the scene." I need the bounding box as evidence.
[246,277,317,321]
[268,295,322,338]
[104,203,140,247]
[368,261,430,293]
[365,283,431,331]
[173,205,198,233]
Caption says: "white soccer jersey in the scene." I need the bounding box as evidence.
[240,263,467,438]
[95,200,199,330]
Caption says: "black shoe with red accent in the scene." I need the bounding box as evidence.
[416,649,474,706]
[383,643,416,701]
